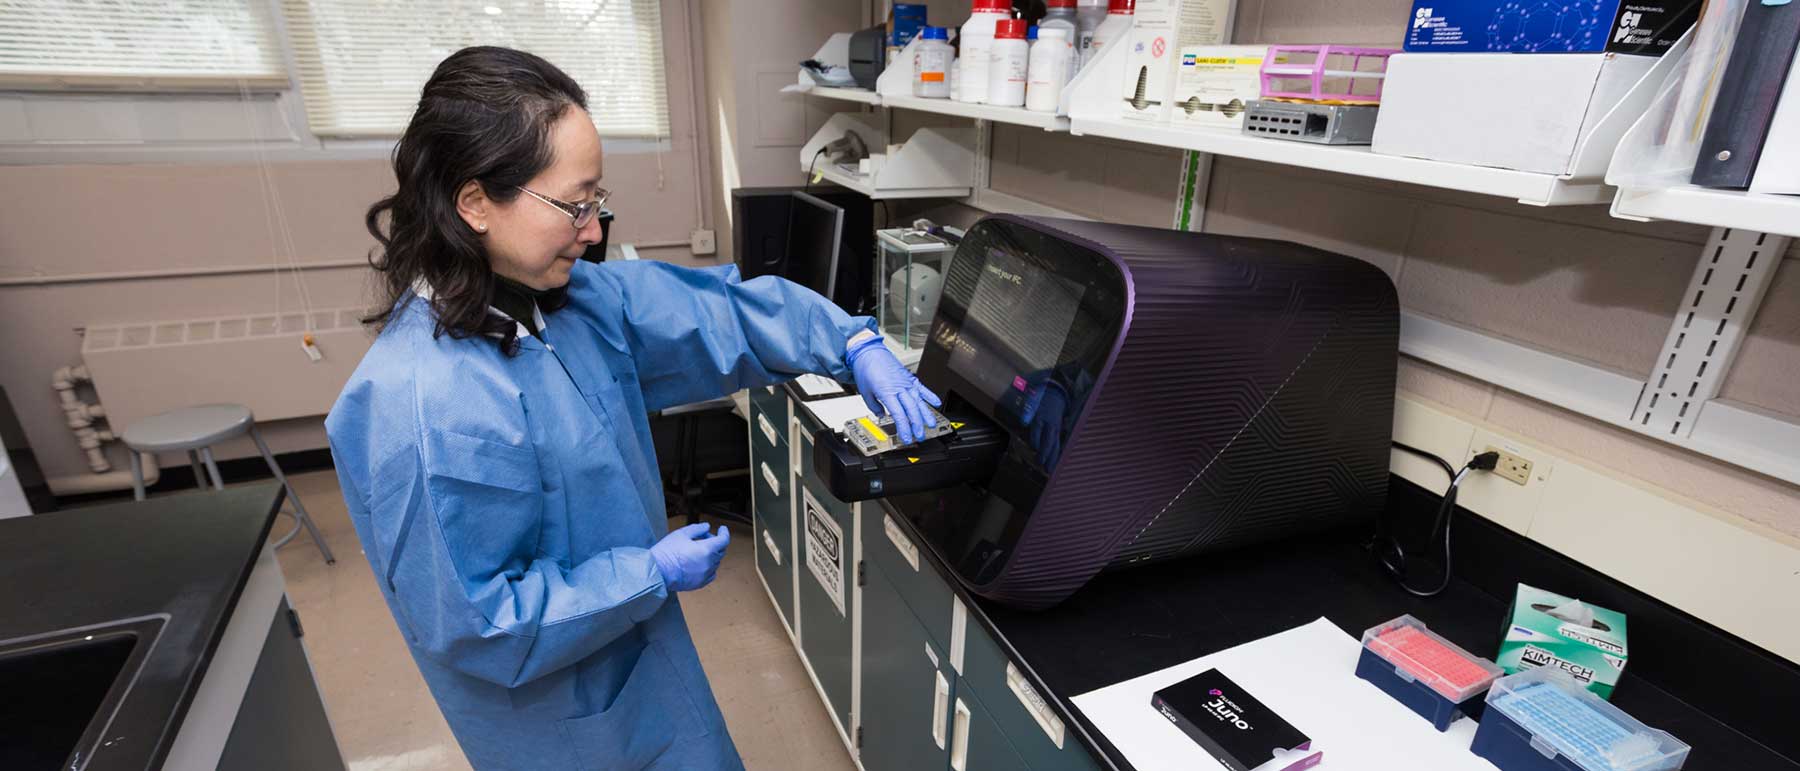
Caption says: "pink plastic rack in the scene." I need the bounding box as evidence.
[1259,45,1398,104]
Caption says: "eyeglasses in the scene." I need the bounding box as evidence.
[516,185,610,230]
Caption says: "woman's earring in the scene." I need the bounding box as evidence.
[477,223,487,233]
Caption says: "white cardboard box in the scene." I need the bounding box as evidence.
[1372,52,1655,176]
[1119,0,1232,124]
[1749,56,1800,195]
[1171,45,1267,129]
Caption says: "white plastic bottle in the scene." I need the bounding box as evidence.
[1074,0,1108,67]
[1082,0,1135,71]
[987,19,1030,108]
[1026,27,1074,112]
[957,0,1011,104]
[912,27,953,98]
[1042,0,1079,40]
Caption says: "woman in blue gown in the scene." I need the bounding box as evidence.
[325,47,938,770]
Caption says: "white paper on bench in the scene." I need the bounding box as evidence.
[1072,617,1492,771]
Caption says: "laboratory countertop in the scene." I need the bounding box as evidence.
[885,479,1800,771]
[0,483,282,771]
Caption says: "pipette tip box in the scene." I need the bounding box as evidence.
[1355,615,1503,731]
[1471,668,1689,771]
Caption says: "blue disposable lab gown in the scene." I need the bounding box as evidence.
[325,260,872,770]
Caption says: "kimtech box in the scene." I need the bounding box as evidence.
[1496,584,1629,700]
[1404,0,1698,55]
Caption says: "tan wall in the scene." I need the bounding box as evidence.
[1220,0,1800,540]
[1204,157,1800,537]
[703,0,870,262]
[1,4,713,482]
[896,1,1800,545]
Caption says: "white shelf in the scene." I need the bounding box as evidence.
[881,94,1070,131]
[1069,117,1610,207]
[805,86,882,105]
[800,113,976,201]
[810,162,973,200]
[1610,185,1800,240]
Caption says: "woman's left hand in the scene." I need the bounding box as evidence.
[847,335,942,445]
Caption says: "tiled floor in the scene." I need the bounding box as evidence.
[274,469,855,771]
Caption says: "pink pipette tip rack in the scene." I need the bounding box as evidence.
[1368,623,1501,700]
[1356,615,1505,731]
[1259,45,1399,105]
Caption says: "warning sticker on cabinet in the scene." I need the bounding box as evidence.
[803,488,846,617]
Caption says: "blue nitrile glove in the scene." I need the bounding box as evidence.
[649,523,731,592]
[847,334,943,445]
[1028,381,1068,470]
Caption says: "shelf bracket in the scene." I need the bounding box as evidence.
[1633,228,1790,438]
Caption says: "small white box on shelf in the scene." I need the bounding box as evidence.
[1170,45,1267,129]
[1372,52,1655,176]
[1118,0,1232,124]
[1749,56,1800,196]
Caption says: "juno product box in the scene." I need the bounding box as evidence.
[1151,669,1322,771]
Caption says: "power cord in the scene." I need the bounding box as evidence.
[1378,443,1500,598]
[805,147,826,192]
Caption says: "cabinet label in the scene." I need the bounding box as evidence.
[803,488,847,617]
[1007,662,1066,749]
[884,515,921,571]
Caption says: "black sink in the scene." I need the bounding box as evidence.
[0,616,166,771]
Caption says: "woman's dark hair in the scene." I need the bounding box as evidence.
[364,46,586,353]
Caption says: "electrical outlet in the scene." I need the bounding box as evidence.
[1486,445,1533,486]
[690,228,717,255]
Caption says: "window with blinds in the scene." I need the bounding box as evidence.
[0,1,287,90]
[282,0,672,140]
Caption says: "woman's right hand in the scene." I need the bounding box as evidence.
[649,523,731,592]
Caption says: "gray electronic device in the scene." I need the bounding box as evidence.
[1244,100,1379,145]
[842,405,955,457]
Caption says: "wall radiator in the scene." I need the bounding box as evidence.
[81,307,374,432]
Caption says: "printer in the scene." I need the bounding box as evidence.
[815,215,1399,609]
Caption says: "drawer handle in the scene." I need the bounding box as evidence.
[950,698,971,771]
[762,528,783,565]
[757,412,779,446]
[760,462,780,497]
[932,671,950,750]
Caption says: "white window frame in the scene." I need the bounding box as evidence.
[0,0,679,165]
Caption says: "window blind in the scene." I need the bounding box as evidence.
[0,1,287,90]
[281,0,671,139]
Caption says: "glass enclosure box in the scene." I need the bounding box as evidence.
[875,227,955,355]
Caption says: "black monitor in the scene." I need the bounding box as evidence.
[731,185,874,315]
[785,191,844,304]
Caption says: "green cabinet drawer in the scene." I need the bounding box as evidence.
[860,558,955,771]
[958,621,1101,771]
[748,385,788,457]
[751,447,794,632]
[950,681,1030,771]
[868,502,956,655]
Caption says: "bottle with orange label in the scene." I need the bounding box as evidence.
[912,26,953,98]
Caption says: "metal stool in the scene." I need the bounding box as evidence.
[122,404,335,564]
